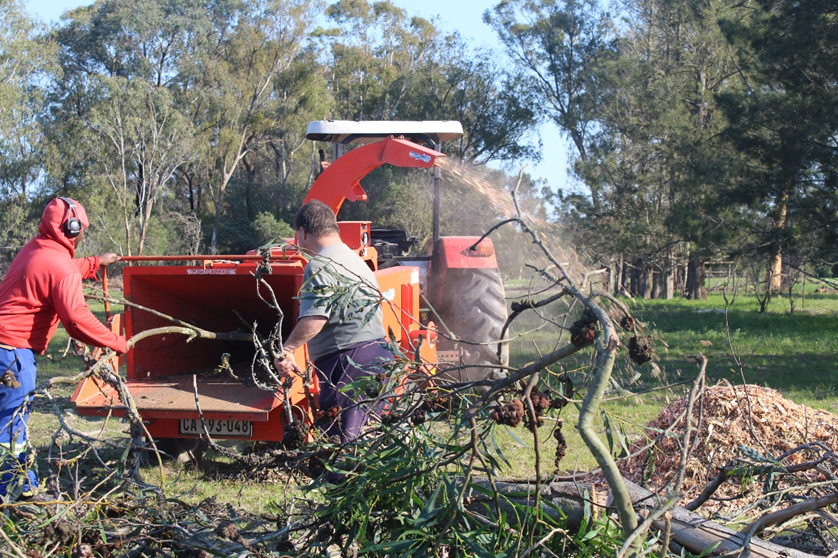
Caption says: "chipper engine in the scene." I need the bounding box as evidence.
[72,121,508,459]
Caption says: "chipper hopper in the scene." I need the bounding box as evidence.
[72,121,507,458]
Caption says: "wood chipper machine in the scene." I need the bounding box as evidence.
[71,121,508,460]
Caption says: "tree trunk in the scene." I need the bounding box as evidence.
[631,259,642,297]
[468,479,599,532]
[764,247,783,302]
[615,255,624,295]
[662,268,675,300]
[137,190,154,257]
[764,192,789,301]
[676,264,686,296]
[686,257,707,300]
[620,255,629,296]
[243,155,256,222]
[472,478,823,558]
[123,212,133,257]
[210,154,240,255]
[209,187,226,255]
[196,169,204,211]
[662,252,675,300]
[623,479,822,558]
[642,263,653,299]
[652,269,663,299]
[185,169,195,211]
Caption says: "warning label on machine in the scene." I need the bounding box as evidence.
[186,269,237,275]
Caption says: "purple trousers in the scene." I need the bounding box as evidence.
[313,339,394,444]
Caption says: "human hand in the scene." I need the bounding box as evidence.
[114,335,129,356]
[99,253,120,266]
[274,349,302,378]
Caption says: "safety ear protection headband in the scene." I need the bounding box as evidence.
[58,197,82,238]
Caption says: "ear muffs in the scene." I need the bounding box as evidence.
[58,197,82,238]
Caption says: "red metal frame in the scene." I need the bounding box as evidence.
[75,254,317,442]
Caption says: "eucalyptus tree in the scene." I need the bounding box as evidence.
[45,0,205,256]
[486,0,609,211]
[315,0,437,121]
[0,0,56,257]
[414,42,540,165]
[77,77,193,256]
[0,0,55,204]
[216,52,333,250]
[317,1,541,243]
[252,50,333,223]
[322,0,541,166]
[183,0,324,253]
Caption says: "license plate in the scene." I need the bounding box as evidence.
[179,418,252,437]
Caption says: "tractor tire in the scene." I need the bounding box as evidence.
[434,268,509,388]
[154,438,208,465]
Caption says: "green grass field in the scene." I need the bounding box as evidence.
[23,282,838,506]
[499,279,838,475]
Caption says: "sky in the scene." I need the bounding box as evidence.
[23,0,569,190]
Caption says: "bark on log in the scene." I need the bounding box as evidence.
[623,479,823,558]
[469,479,599,531]
[471,477,824,558]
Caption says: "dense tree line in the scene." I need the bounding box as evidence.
[0,0,539,262]
[487,0,838,300]
[0,0,835,299]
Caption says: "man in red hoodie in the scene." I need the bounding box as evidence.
[0,197,128,499]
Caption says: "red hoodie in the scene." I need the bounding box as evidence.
[0,198,127,354]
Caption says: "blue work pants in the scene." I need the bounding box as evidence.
[0,348,38,497]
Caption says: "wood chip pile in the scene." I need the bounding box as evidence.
[618,383,838,516]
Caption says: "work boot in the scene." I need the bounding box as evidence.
[13,487,63,515]
[21,488,62,502]
[2,471,38,501]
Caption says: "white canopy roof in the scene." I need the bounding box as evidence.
[306,120,464,145]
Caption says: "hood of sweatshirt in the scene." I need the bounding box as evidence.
[37,197,90,257]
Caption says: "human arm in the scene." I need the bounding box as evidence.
[273,316,327,377]
[53,273,128,354]
[74,253,119,280]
